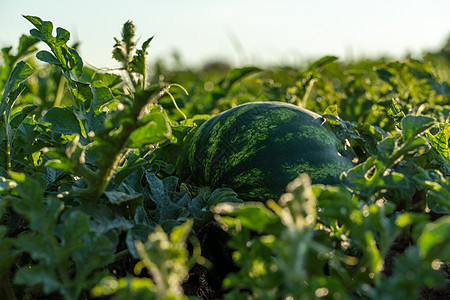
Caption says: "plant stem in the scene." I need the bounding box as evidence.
[4,124,11,172]
[301,78,317,107]
[0,274,17,300]
[53,76,66,107]
[90,88,165,203]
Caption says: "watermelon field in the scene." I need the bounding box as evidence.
[1,16,450,299]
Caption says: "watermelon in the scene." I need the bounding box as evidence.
[176,101,354,201]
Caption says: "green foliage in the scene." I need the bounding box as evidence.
[0,15,449,300]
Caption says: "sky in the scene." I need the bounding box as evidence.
[1,0,450,68]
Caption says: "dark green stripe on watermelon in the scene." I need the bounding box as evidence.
[176,101,354,201]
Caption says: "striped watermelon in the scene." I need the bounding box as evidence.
[176,101,354,201]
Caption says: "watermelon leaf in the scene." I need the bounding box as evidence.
[427,123,450,166]
[401,114,435,143]
[128,111,171,148]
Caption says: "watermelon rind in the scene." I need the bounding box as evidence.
[176,101,354,201]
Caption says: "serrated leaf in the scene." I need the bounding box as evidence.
[91,86,113,110]
[377,171,409,190]
[79,203,133,233]
[209,188,243,206]
[68,47,83,78]
[376,136,397,163]
[126,223,155,258]
[9,171,43,213]
[1,61,35,112]
[0,238,20,276]
[23,15,44,31]
[413,169,450,214]
[387,98,405,119]
[14,232,50,262]
[401,114,435,143]
[72,81,93,105]
[114,153,148,185]
[56,27,70,45]
[14,265,60,294]
[426,190,450,214]
[59,210,90,245]
[92,73,122,88]
[128,111,171,148]
[17,34,39,58]
[129,36,153,76]
[145,173,190,225]
[9,104,37,129]
[41,21,55,42]
[427,123,450,166]
[29,28,45,41]
[71,232,115,276]
[43,107,83,136]
[104,190,143,205]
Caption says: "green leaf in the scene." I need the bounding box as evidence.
[112,20,136,65]
[56,27,70,45]
[376,135,397,163]
[9,171,43,212]
[41,21,55,42]
[128,111,171,148]
[43,107,83,137]
[387,98,405,119]
[14,265,60,294]
[9,104,38,129]
[23,15,44,31]
[427,192,450,214]
[417,216,450,261]
[169,218,193,245]
[188,187,242,222]
[365,230,382,273]
[114,152,148,185]
[14,232,50,262]
[341,157,385,197]
[45,157,76,172]
[307,55,338,72]
[17,34,39,57]
[104,190,143,205]
[224,66,261,89]
[0,238,20,277]
[58,210,91,248]
[79,203,133,234]
[67,47,84,79]
[216,202,280,233]
[376,171,409,190]
[91,86,114,111]
[145,173,190,227]
[413,168,450,214]
[427,123,450,165]
[209,188,243,206]
[36,50,61,65]
[0,61,35,113]
[91,72,122,88]
[129,36,153,76]
[126,223,155,258]
[395,213,428,228]
[401,114,435,143]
